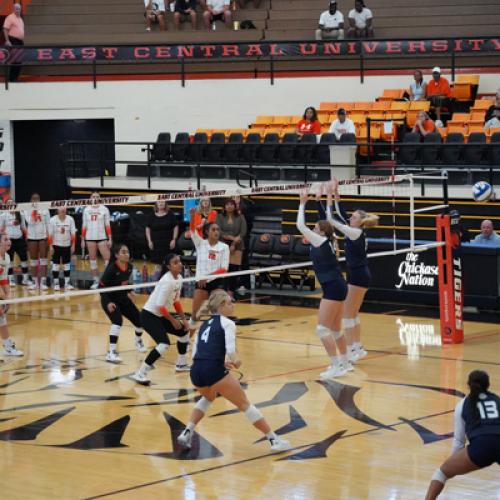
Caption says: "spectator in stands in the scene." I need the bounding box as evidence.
[409,70,427,101]
[237,0,260,8]
[203,0,232,29]
[144,0,167,32]
[216,199,247,295]
[193,197,217,237]
[315,1,344,41]
[234,195,254,293]
[145,201,179,267]
[472,220,500,246]
[3,3,24,82]
[484,107,500,131]
[347,0,373,39]
[411,111,436,138]
[329,108,356,141]
[296,107,321,137]
[485,89,500,122]
[174,0,197,29]
[425,67,452,121]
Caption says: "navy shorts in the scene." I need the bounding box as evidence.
[467,435,500,468]
[347,266,371,288]
[321,277,347,301]
[190,359,228,388]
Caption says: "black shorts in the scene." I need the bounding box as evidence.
[8,238,27,262]
[190,359,228,387]
[211,12,226,21]
[140,309,186,345]
[85,239,108,243]
[101,297,141,328]
[467,435,500,468]
[195,278,225,293]
[27,238,47,243]
[321,277,347,301]
[347,266,371,288]
[52,245,71,264]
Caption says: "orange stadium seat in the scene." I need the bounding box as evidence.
[409,101,431,111]
[272,116,292,126]
[282,125,297,135]
[390,101,410,111]
[447,124,467,135]
[337,102,354,111]
[469,112,486,125]
[319,102,338,111]
[372,101,391,111]
[452,83,473,101]
[471,99,494,113]
[249,125,267,136]
[378,89,406,101]
[456,74,480,85]
[254,116,273,125]
[354,102,373,111]
[438,127,448,140]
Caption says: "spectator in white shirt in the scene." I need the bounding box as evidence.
[315,1,344,41]
[348,0,374,39]
[203,0,232,29]
[484,107,500,131]
[144,0,166,32]
[329,108,356,141]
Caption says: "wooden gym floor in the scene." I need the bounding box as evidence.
[0,290,499,499]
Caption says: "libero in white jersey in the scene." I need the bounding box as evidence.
[81,192,112,289]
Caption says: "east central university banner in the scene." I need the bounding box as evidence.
[0,37,499,64]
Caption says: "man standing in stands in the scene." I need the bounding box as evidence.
[347,0,373,38]
[329,108,356,141]
[3,3,24,82]
[315,1,344,41]
[472,220,500,246]
[426,67,452,122]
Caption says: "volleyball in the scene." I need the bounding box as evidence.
[472,181,493,202]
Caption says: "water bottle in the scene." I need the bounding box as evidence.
[250,273,256,290]
[211,21,216,31]
[132,267,142,293]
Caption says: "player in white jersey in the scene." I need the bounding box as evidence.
[0,233,23,357]
[49,207,77,291]
[23,193,51,291]
[188,207,230,331]
[132,253,191,385]
[0,199,29,286]
[81,192,112,289]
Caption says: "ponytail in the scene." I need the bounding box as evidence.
[356,210,379,229]
[317,220,334,240]
[198,289,230,316]
[467,370,490,421]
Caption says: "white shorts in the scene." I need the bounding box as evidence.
[145,0,166,11]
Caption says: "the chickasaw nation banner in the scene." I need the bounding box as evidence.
[0,37,499,64]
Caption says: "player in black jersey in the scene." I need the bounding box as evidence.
[425,370,500,499]
[99,243,145,363]
[177,290,290,452]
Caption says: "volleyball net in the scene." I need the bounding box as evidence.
[0,171,450,307]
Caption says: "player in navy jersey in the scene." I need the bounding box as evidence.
[326,179,378,363]
[425,370,500,499]
[99,243,145,363]
[177,290,290,451]
[296,188,351,378]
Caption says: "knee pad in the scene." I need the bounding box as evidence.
[316,324,332,339]
[343,318,356,329]
[354,316,361,326]
[332,330,343,340]
[0,315,7,327]
[90,260,98,271]
[109,324,121,337]
[431,469,448,484]
[52,264,60,272]
[63,263,71,272]
[156,342,169,355]
[244,405,263,424]
[194,396,211,414]
[177,333,189,344]
[30,259,38,267]
[39,258,48,266]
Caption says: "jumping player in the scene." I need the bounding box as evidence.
[0,199,29,286]
[49,207,77,291]
[132,253,191,385]
[99,243,145,363]
[177,290,290,451]
[82,192,112,290]
[296,188,351,378]
[327,179,378,362]
[23,193,50,291]
[188,207,229,331]
[0,233,23,356]
[425,370,500,499]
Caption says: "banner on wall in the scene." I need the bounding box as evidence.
[0,37,499,64]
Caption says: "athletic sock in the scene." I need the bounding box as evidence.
[266,431,277,441]
[330,356,340,367]
[3,338,13,348]
[138,361,152,376]
[186,422,195,432]
[176,354,188,366]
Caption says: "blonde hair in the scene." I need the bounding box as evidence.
[199,290,230,316]
[197,197,212,215]
[356,210,379,228]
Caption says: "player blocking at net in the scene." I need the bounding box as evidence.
[132,253,191,385]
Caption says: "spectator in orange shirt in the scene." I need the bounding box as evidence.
[2,3,24,82]
[296,107,321,138]
[192,197,217,237]
[411,111,436,138]
[426,66,453,121]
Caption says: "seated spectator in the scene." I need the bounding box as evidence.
[411,111,436,138]
[203,0,232,29]
[329,108,355,141]
[484,107,500,131]
[144,0,166,31]
[296,107,321,137]
[315,1,344,41]
[425,67,452,121]
[237,0,260,8]
[174,0,197,29]
[347,0,373,39]
[472,220,500,246]
[409,70,427,101]
[485,88,500,122]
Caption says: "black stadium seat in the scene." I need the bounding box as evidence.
[248,233,277,287]
[151,132,171,162]
[273,234,296,289]
[206,133,225,162]
[172,132,190,162]
[398,132,420,165]
[464,132,486,165]
[242,133,261,163]
[190,132,207,162]
[177,230,196,273]
[339,133,356,144]
[442,132,464,166]
[421,132,441,166]
[295,134,317,164]
[279,133,297,163]
[317,133,335,164]
[489,132,500,166]
[225,133,244,162]
[260,133,280,162]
